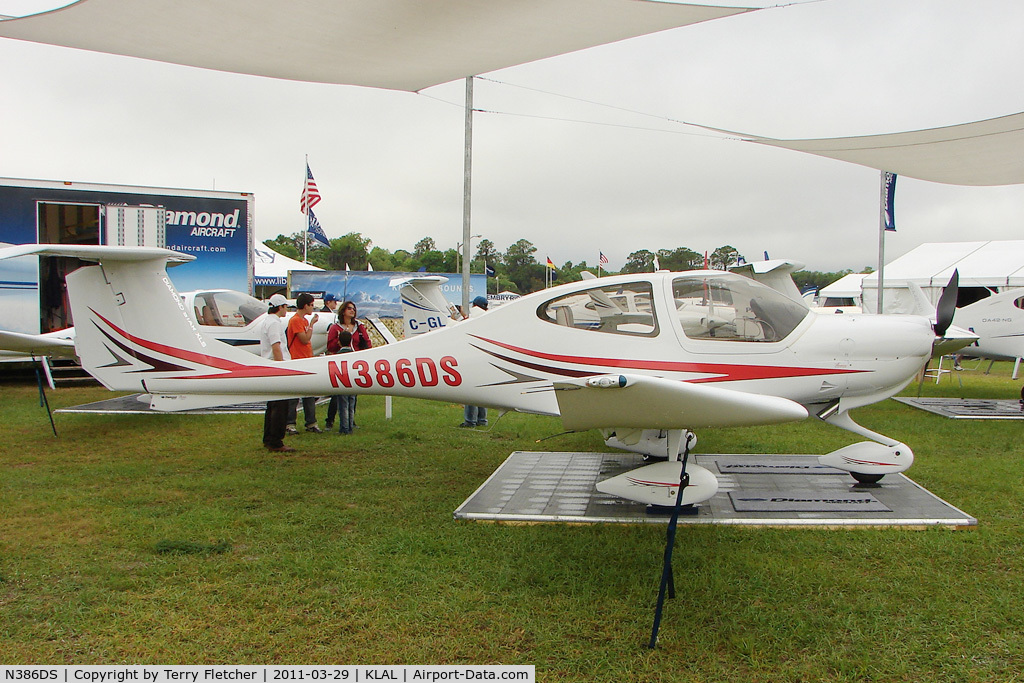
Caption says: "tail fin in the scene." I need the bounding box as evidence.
[906,282,937,318]
[0,245,262,391]
[390,275,459,337]
[730,258,807,306]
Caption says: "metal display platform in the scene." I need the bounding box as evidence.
[55,393,309,415]
[894,397,1024,420]
[454,451,976,528]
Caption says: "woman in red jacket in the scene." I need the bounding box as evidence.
[325,300,372,431]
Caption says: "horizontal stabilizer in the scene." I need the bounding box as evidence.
[147,393,294,412]
[0,329,77,358]
[365,317,399,344]
[0,243,194,265]
[554,373,808,431]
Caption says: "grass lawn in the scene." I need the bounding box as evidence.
[1,363,1022,681]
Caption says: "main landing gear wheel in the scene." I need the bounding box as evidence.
[851,472,885,485]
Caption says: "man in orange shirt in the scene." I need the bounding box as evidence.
[285,292,322,434]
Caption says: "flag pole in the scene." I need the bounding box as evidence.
[876,170,885,313]
[303,154,309,265]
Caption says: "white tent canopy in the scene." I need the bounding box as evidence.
[864,241,1024,290]
[819,273,867,299]
[0,0,751,92]
[695,112,1024,187]
[861,240,1024,313]
[254,244,321,288]
[743,113,1024,187]
[3,2,1024,185]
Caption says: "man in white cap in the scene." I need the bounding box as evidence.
[259,294,294,452]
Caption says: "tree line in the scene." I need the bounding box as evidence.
[264,231,866,295]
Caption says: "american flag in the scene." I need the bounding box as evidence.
[599,251,609,265]
[300,163,321,213]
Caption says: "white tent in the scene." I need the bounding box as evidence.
[254,245,322,288]
[819,273,867,304]
[861,240,1024,313]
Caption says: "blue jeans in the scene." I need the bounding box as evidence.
[463,405,487,426]
[287,397,318,428]
[327,395,358,429]
[337,395,356,433]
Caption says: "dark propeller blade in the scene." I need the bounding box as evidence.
[934,269,959,337]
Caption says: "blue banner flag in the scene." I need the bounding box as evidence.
[882,171,897,231]
[485,263,495,277]
[307,208,329,246]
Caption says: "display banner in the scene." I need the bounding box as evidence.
[0,183,252,334]
[290,271,487,319]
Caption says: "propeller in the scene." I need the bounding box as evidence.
[933,269,959,338]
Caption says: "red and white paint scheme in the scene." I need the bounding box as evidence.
[1,244,956,505]
[0,288,330,364]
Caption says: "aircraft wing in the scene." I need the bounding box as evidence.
[553,373,807,431]
[365,317,399,344]
[0,330,78,359]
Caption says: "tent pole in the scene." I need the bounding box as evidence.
[876,170,886,314]
[462,76,474,317]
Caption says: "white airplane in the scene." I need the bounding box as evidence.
[950,288,1024,378]
[181,288,331,356]
[0,244,962,508]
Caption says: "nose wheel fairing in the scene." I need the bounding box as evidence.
[815,404,915,479]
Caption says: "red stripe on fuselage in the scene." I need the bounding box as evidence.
[91,308,313,379]
[469,335,864,383]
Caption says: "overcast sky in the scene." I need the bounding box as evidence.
[1,0,1022,273]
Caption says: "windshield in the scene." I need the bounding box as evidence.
[673,275,807,342]
[190,291,265,327]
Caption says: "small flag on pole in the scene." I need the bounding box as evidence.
[599,252,609,265]
[300,163,321,213]
[546,257,556,270]
[485,263,495,277]
[307,208,329,246]
[882,171,897,231]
